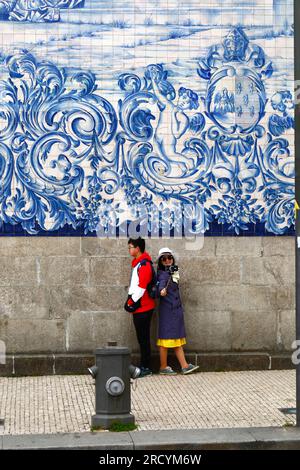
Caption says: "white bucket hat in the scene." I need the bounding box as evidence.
[157,247,174,260]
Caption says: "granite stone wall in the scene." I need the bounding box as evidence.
[0,237,295,358]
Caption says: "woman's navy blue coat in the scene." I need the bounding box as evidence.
[157,269,186,339]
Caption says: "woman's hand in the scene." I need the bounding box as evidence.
[160,288,167,297]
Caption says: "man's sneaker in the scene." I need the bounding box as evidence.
[181,364,199,375]
[159,366,177,376]
[139,367,153,378]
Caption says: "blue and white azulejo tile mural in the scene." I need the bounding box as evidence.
[0,0,295,236]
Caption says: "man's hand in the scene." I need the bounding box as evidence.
[124,296,141,312]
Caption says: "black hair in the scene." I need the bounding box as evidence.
[158,253,175,271]
[128,237,145,253]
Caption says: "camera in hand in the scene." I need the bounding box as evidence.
[168,265,178,274]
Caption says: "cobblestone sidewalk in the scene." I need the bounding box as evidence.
[0,370,296,435]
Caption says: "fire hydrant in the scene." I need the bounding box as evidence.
[88,342,140,429]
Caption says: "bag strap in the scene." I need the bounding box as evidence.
[137,259,155,283]
[137,259,153,270]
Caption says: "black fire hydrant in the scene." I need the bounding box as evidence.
[88,343,140,429]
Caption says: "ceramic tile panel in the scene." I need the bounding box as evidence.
[0,0,294,236]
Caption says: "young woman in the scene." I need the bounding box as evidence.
[156,247,199,375]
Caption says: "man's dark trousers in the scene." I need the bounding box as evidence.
[132,310,154,369]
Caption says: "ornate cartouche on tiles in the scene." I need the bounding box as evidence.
[0,28,294,235]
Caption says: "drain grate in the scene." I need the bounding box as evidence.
[0,418,4,426]
[279,408,296,415]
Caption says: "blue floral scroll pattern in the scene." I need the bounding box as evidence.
[0,50,118,233]
[0,28,295,235]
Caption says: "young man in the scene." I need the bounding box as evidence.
[125,237,155,377]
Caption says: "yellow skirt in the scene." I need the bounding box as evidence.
[157,338,186,348]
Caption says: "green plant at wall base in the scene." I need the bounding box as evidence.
[109,422,138,432]
[282,421,295,428]
[90,423,138,432]
[91,426,105,432]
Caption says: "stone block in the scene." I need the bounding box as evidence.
[232,310,277,350]
[180,285,280,312]
[262,237,294,257]
[0,258,37,286]
[279,310,296,351]
[55,354,94,375]
[180,257,240,285]
[67,311,136,352]
[242,256,295,286]
[0,355,14,376]
[0,286,50,319]
[90,258,126,286]
[80,238,128,257]
[275,285,295,310]
[271,355,295,370]
[195,353,270,371]
[183,310,232,351]
[66,312,93,352]
[39,257,89,286]
[2,319,66,354]
[0,237,80,257]
[119,257,136,286]
[146,237,215,258]
[49,286,127,319]
[215,237,263,257]
[14,355,54,376]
